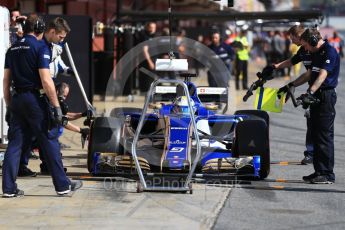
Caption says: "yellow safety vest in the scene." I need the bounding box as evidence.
[235,36,250,61]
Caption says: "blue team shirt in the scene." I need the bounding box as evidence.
[310,40,340,89]
[208,42,235,70]
[5,34,51,89]
[291,46,312,70]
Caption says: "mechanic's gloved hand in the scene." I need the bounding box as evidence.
[80,128,90,136]
[277,82,295,102]
[81,110,88,117]
[298,91,319,109]
[80,127,90,149]
[52,107,63,125]
[261,65,275,80]
[84,118,91,127]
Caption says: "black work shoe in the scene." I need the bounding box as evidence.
[302,172,318,182]
[56,180,83,196]
[310,175,334,184]
[59,142,71,149]
[18,167,37,177]
[3,189,24,198]
[301,155,313,165]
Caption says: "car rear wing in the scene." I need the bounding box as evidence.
[153,86,229,113]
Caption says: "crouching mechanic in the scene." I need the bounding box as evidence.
[2,15,82,198]
[279,29,339,184]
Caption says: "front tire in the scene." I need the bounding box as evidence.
[232,118,270,179]
[87,117,124,173]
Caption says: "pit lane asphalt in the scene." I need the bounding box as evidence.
[214,59,345,230]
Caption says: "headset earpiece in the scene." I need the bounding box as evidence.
[33,17,45,34]
[306,28,319,47]
[309,34,318,47]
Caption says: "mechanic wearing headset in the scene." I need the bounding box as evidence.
[261,25,314,165]
[2,15,82,197]
[281,29,339,184]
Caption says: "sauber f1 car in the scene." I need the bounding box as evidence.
[87,74,270,192]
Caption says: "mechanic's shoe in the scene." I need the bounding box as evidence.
[59,142,71,149]
[2,189,24,198]
[302,172,318,182]
[18,167,37,177]
[71,180,83,191]
[310,175,334,184]
[56,180,83,196]
[301,155,313,165]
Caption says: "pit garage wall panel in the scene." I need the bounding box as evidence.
[44,15,93,113]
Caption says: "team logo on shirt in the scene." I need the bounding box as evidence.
[312,67,320,72]
[44,54,50,59]
[325,59,330,63]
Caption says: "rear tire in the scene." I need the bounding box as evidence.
[87,117,124,173]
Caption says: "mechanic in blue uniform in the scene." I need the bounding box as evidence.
[207,30,235,87]
[277,28,339,184]
[299,29,339,184]
[261,25,314,165]
[2,15,82,197]
[18,19,88,176]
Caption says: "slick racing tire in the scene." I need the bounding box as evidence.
[234,110,270,178]
[87,117,124,173]
[232,118,270,179]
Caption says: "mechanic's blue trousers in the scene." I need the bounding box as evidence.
[2,92,70,194]
[20,127,63,169]
[19,136,37,167]
[310,89,336,181]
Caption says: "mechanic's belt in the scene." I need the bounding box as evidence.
[14,88,45,95]
[317,87,335,93]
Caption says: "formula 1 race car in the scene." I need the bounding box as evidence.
[87,74,270,192]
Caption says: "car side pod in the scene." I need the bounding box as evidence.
[132,79,201,194]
